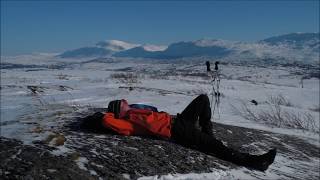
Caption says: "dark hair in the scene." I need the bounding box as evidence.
[80,112,105,132]
[108,100,122,118]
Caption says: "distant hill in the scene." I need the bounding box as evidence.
[58,47,113,58]
[115,41,232,59]
[58,40,140,58]
[261,33,319,49]
[95,40,140,51]
[57,33,319,63]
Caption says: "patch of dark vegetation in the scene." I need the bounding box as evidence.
[119,86,196,96]
[27,85,46,94]
[0,63,66,70]
[1,85,24,89]
[233,99,319,133]
[304,70,320,79]
[114,67,134,72]
[80,57,116,64]
[25,68,48,72]
[111,73,140,84]
[58,85,74,91]
[309,106,320,112]
[1,63,45,69]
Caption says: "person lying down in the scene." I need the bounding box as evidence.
[84,94,277,171]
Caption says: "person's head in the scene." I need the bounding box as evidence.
[79,99,130,133]
[107,99,130,118]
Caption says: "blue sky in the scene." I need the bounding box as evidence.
[1,1,319,55]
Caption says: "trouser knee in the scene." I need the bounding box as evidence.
[198,94,209,103]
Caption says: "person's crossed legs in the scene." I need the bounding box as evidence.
[178,94,213,135]
[172,94,276,171]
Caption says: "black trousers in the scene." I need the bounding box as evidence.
[171,94,250,165]
[175,94,213,135]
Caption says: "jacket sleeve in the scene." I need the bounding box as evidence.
[127,109,172,138]
[102,113,134,136]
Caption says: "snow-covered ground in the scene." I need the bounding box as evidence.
[1,55,319,179]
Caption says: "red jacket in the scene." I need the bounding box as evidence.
[102,108,172,139]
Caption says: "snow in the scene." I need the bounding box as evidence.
[142,44,168,52]
[89,170,98,176]
[1,58,318,142]
[191,37,319,63]
[0,54,319,179]
[138,170,230,180]
[96,40,140,51]
[51,145,73,156]
[123,173,131,179]
[1,53,62,65]
[76,157,89,170]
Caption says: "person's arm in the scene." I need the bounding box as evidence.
[126,109,172,138]
[102,113,134,136]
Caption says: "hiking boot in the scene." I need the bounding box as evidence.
[225,148,277,171]
[247,148,277,171]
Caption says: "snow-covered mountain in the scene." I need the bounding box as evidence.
[114,33,319,63]
[57,40,167,58]
[261,32,319,50]
[95,40,140,51]
[115,41,232,59]
[58,40,140,58]
[58,33,319,63]
[142,44,167,52]
[58,47,113,58]
[238,33,319,63]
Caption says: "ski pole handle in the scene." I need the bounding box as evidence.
[206,61,211,72]
[214,61,219,71]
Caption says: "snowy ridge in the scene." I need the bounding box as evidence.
[96,40,140,51]
[191,36,319,63]
[138,170,230,180]
[55,32,319,64]
[142,44,168,52]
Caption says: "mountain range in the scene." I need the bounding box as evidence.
[58,33,319,63]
